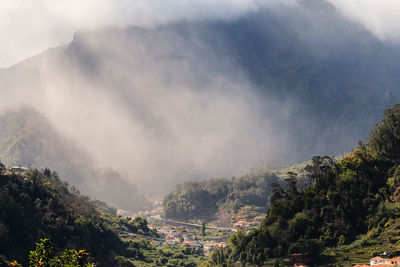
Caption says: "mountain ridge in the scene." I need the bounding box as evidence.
[0,0,399,195]
[0,107,150,212]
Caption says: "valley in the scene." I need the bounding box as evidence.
[2,1,400,266]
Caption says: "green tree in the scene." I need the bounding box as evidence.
[201,220,206,236]
[304,156,335,183]
[29,238,58,267]
[284,172,298,197]
[369,104,400,161]
[62,249,90,267]
[27,238,93,267]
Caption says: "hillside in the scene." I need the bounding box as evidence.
[0,0,399,195]
[163,173,280,227]
[0,167,157,266]
[0,108,150,212]
[162,161,320,227]
[202,104,400,266]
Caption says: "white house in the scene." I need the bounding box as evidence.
[9,166,29,173]
[370,256,385,265]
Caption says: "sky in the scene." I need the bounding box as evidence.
[1,0,399,67]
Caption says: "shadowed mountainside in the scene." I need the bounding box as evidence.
[0,108,150,212]
[0,0,399,195]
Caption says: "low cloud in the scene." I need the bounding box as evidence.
[1,1,400,67]
[0,25,291,195]
[1,0,399,196]
[0,0,296,67]
[327,0,400,43]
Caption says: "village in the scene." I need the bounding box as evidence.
[354,256,400,267]
[124,201,266,257]
[4,165,400,266]
[0,164,265,257]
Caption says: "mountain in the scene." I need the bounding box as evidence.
[204,104,400,266]
[1,0,400,195]
[0,168,157,266]
[0,108,150,212]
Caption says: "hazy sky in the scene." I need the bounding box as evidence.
[327,0,400,43]
[1,0,399,67]
[0,0,267,67]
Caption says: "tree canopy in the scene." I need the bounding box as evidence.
[205,104,400,266]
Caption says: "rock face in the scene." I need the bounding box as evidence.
[0,0,400,195]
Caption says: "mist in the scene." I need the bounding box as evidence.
[0,24,291,196]
[0,0,295,68]
[1,0,400,197]
[327,0,400,43]
[1,0,400,68]
[0,1,295,196]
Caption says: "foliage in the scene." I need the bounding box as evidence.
[163,174,280,220]
[26,238,93,267]
[368,104,400,162]
[201,221,206,237]
[208,104,400,266]
[0,168,154,266]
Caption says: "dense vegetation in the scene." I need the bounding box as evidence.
[0,108,150,212]
[163,174,280,220]
[9,238,93,267]
[0,167,156,266]
[203,104,400,266]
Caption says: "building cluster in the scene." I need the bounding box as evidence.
[152,225,227,255]
[158,226,198,245]
[0,165,29,175]
[128,200,266,256]
[158,226,201,246]
[354,256,400,267]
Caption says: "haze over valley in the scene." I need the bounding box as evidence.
[3,1,400,266]
[1,0,400,197]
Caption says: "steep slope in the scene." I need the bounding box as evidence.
[0,0,400,195]
[163,173,279,225]
[0,108,150,212]
[0,168,157,266]
[204,104,400,266]
[162,163,311,226]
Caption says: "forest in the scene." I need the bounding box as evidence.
[163,174,280,220]
[202,104,400,266]
[0,167,157,266]
[4,105,400,266]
